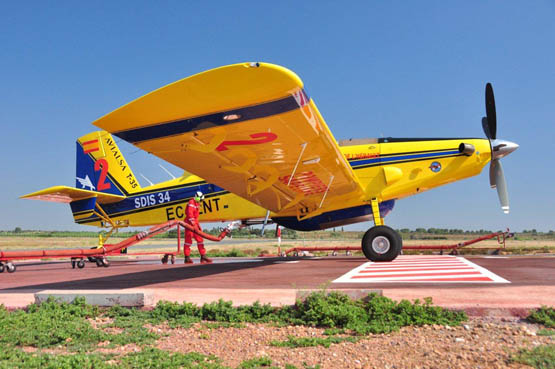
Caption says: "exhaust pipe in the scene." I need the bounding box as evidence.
[458,143,475,156]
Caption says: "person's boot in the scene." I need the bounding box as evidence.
[200,255,213,264]
[184,256,194,264]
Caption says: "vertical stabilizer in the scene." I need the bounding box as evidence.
[76,131,141,196]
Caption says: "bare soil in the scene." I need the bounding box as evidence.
[111,317,553,368]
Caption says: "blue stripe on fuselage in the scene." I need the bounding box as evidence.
[75,182,226,223]
[349,150,460,168]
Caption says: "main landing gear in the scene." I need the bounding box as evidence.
[361,198,403,262]
[361,225,402,262]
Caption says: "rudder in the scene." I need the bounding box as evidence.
[76,131,141,196]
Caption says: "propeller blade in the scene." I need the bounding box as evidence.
[493,159,509,213]
[485,83,497,139]
[482,117,491,140]
[489,159,497,188]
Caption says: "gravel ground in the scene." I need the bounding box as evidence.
[151,317,553,369]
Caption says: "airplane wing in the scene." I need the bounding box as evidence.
[21,186,125,204]
[93,63,366,219]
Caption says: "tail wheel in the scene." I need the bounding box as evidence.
[96,258,110,267]
[361,225,402,262]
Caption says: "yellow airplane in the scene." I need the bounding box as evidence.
[22,62,518,262]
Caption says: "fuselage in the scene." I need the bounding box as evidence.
[75,137,492,230]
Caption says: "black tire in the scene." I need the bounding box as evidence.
[361,225,402,262]
[77,260,85,269]
[0,263,4,273]
[6,263,16,273]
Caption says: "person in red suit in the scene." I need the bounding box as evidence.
[184,191,212,264]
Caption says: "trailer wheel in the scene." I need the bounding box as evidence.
[6,263,16,273]
[161,255,169,264]
[101,258,110,267]
[0,263,4,273]
[71,260,76,269]
[361,225,402,262]
[170,255,176,264]
[77,260,85,269]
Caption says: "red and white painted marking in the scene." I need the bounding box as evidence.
[333,255,510,283]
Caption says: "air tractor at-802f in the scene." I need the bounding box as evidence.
[22,63,518,263]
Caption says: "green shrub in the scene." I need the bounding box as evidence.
[270,335,360,348]
[284,292,466,334]
[237,356,275,368]
[0,298,158,350]
[512,344,555,369]
[528,306,555,328]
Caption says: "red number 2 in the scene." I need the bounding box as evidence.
[94,159,111,191]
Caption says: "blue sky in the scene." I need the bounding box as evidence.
[1,1,553,232]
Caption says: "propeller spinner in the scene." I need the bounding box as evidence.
[482,83,518,213]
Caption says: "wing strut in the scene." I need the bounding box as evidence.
[319,175,335,208]
[287,142,308,185]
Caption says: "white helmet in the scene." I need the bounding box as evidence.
[195,191,204,201]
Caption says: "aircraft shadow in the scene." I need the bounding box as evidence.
[1,259,278,292]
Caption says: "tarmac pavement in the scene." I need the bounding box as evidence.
[0,255,553,316]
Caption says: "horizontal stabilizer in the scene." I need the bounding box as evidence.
[21,185,125,204]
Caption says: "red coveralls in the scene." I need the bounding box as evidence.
[184,198,206,257]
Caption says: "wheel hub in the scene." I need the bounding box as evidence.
[372,236,391,254]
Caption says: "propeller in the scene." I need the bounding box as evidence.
[481,83,518,214]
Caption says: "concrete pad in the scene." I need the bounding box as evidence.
[35,290,145,307]
[0,293,35,309]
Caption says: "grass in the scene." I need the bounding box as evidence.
[0,291,467,367]
[135,291,467,335]
[0,347,224,369]
[0,346,322,369]
[0,297,158,351]
[527,306,555,328]
[270,335,361,348]
[0,292,467,348]
[512,345,555,369]
[281,292,467,334]
[2,233,554,256]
